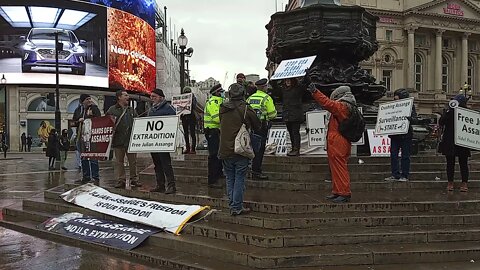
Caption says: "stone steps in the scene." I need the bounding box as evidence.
[5,202,480,268]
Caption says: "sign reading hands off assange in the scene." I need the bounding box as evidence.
[128,116,179,153]
[454,107,480,151]
[375,98,414,136]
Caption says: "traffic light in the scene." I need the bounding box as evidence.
[46,93,55,107]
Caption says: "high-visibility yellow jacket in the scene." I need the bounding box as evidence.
[247,90,277,121]
[204,96,223,129]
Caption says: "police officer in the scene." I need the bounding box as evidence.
[247,78,277,180]
[204,84,225,187]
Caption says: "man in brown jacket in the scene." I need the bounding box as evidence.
[219,83,261,216]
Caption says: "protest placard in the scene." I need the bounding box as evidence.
[172,93,193,116]
[270,56,316,80]
[454,107,480,151]
[60,184,208,235]
[128,115,179,153]
[375,98,414,136]
[306,111,329,147]
[80,115,115,160]
[39,212,160,250]
[267,128,288,155]
[367,129,391,157]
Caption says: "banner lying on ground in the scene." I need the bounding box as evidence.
[454,107,480,151]
[60,184,208,234]
[375,98,414,136]
[172,93,193,116]
[270,55,316,80]
[38,212,160,250]
[128,115,180,153]
[80,116,115,160]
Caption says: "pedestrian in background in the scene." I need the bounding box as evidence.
[107,90,139,189]
[204,84,225,188]
[46,129,59,170]
[281,78,304,156]
[439,94,471,192]
[384,88,417,182]
[181,86,197,154]
[307,83,354,203]
[219,83,261,216]
[148,88,177,194]
[247,78,277,180]
[27,134,32,152]
[59,129,70,170]
[1,131,8,158]
[21,132,27,152]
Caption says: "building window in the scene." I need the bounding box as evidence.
[382,70,393,92]
[442,38,450,49]
[384,54,392,63]
[414,35,427,47]
[365,68,372,75]
[414,53,423,92]
[468,58,475,92]
[386,30,393,41]
[442,56,449,92]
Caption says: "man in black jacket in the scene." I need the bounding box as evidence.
[73,94,101,184]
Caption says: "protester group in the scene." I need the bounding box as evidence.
[38,70,475,217]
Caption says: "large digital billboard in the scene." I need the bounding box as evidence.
[0,0,156,93]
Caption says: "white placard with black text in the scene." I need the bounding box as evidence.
[128,115,179,153]
[454,107,480,151]
[267,128,288,155]
[172,93,193,116]
[270,56,317,80]
[375,98,414,136]
[306,110,329,147]
[367,129,391,157]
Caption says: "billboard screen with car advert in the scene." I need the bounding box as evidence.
[0,0,156,93]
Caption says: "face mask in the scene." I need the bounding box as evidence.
[220,92,225,98]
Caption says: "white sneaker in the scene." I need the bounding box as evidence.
[384,176,398,181]
[397,177,409,182]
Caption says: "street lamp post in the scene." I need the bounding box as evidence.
[178,29,188,93]
[459,82,472,99]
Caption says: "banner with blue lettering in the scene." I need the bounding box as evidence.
[38,212,160,250]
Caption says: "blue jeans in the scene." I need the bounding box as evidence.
[223,156,249,212]
[390,136,412,178]
[82,159,99,180]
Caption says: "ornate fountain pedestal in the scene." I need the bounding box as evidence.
[267,3,386,106]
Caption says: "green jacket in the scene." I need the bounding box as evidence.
[204,96,224,129]
[107,104,137,148]
[247,90,277,121]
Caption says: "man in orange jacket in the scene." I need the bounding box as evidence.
[307,83,354,203]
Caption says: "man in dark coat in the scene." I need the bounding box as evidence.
[280,78,305,156]
[219,83,261,215]
[439,94,471,192]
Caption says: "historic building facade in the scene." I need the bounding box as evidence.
[286,0,480,114]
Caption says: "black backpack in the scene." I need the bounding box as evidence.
[338,101,366,142]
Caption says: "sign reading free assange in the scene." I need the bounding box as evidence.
[39,212,160,250]
[375,98,414,136]
[61,184,208,235]
[455,107,480,151]
[128,115,179,153]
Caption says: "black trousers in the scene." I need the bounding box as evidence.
[205,128,223,184]
[446,155,469,182]
[286,121,301,150]
[150,152,176,191]
[252,124,269,174]
[182,117,196,150]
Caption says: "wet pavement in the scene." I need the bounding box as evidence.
[0,152,165,270]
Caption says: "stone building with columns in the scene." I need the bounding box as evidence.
[286,0,480,115]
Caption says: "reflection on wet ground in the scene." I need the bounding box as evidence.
[0,153,164,270]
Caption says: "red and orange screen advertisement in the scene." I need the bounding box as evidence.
[108,8,156,94]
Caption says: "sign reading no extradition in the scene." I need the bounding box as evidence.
[375,98,414,136]
[454,107,480,151]
[306,111,329,147]
[270,56,317,80]
[172,93,193,116]
[128,115,179,153]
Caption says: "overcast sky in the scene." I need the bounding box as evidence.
[159,0,286,85]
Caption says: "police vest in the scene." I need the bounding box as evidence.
[204,96,223,129]
[247,90,277,121]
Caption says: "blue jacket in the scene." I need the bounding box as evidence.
[148,100,176,117]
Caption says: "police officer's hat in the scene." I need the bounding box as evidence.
[209,84,223,94]
[255,78,268,87]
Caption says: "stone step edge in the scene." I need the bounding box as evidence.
[0,218,250,270]
[5,206,480,268]
[47,186,480,215]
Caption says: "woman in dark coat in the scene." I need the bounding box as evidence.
[281,78,305,156]
[439,94,471,192]
[46,129,59,170]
